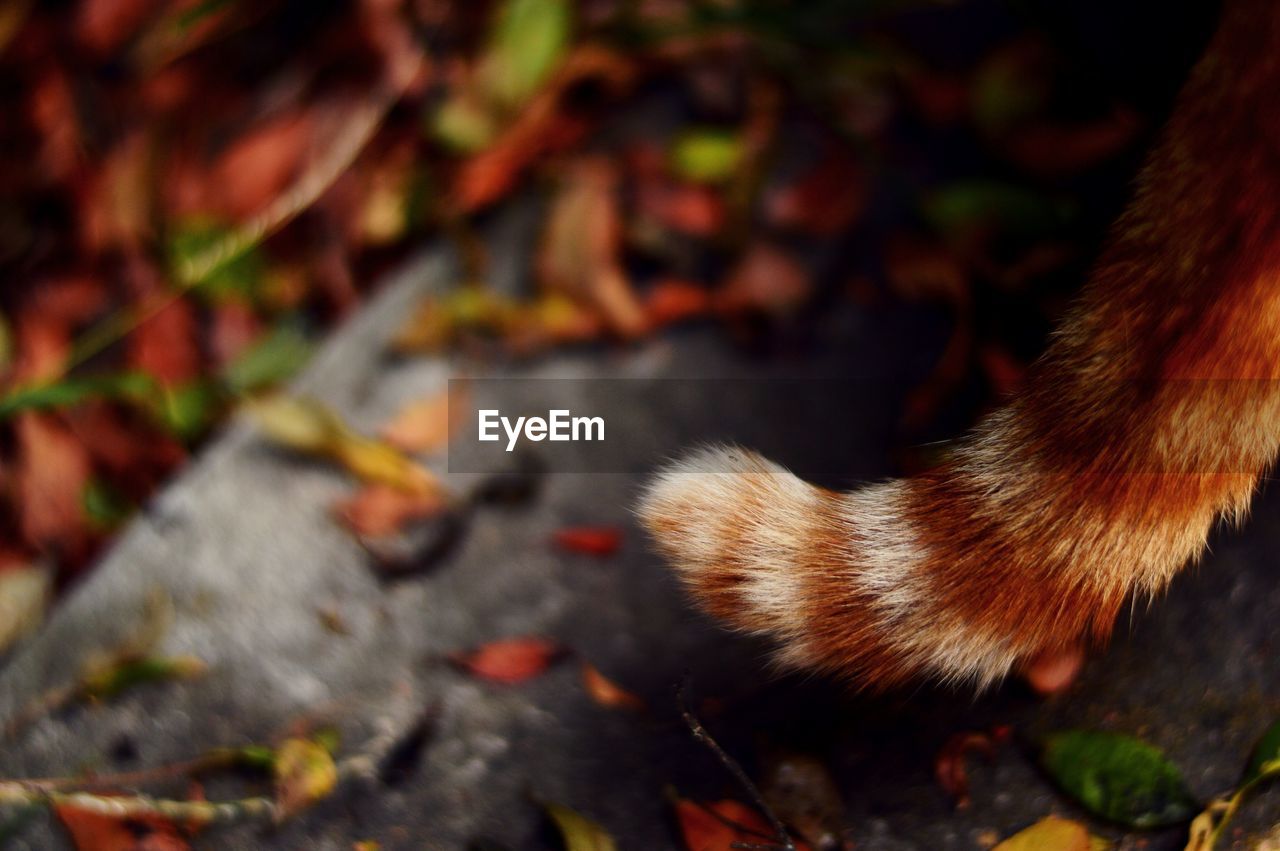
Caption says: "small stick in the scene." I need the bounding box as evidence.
[677,675,796,851]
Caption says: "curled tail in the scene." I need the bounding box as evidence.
[639,0,1280,690]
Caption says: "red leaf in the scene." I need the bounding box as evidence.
[450,637,562,684]
[553,526,621,557]
[128,297,201,387]
[765,150,866,236]
[210,112,315,219]
[645,279,711,328]
[56,802,191,851]
[674,798,805,851]
[332,484,447,537]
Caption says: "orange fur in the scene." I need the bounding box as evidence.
[639,0,1280,690]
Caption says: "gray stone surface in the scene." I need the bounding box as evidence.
[1,244,1279,850]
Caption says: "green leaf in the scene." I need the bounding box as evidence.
[153,380,223,440]
[544,801,617,851]
[431,94,500,154]
[79,654,207,702]
[221,324,313,395]
[0,311,11,372]
[923,181,1072,239]
[1243,718,1280,785]
[168,218,266,296]
[481,0,572,109]
[1041,731,1199,828]
[82,479,134,531]
[0,372,159,419]
[670,130,744,184]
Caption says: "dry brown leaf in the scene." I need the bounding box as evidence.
[14,412,93,556]
[538,157,647,338]
[761,753,849,850]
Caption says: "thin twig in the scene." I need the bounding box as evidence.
[677,674,796,851]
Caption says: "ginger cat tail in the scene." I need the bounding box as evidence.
[638,0,1280,690]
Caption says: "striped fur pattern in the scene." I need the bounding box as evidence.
[638,0,1280,690]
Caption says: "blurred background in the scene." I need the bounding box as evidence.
[0,0,1217,589]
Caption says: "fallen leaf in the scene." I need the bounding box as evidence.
[935,731,998,809]
[249,395,439,495]
[209,112,315,220]
[56,801,192,851]
[273,737,338,821]
[379,390,458,454]
[537,158,647,339]
[128,297,202,387]
[670,130,743,184]
[333,484,448,537]
[476,0,573,110]
[715,245,811,317]
[1243,717,1280,785]
[79,654,207,702]
[14,412,94,556]
[674,798,797,851]
[991,816,1093,851]
[1041,730,1199,828]
[544,801,618,851]
[0,564,51,654]
[762,752,849,850]
[450,637,562,684]
[220,323,312,395]
[391,288,517,353]
[452,46,634,212]
[553,527,621,557]
[644,279,711,328]
[635,180,726,238]
[0,373,159,419]
[580,662,644,711]
[765,150,866,236]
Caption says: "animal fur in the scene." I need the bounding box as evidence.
[638,0,1280,690]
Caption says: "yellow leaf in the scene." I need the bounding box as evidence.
[993,816,1097,851]
[249,395,439,495]
[544,801,617,851]
[274,737,338,821]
